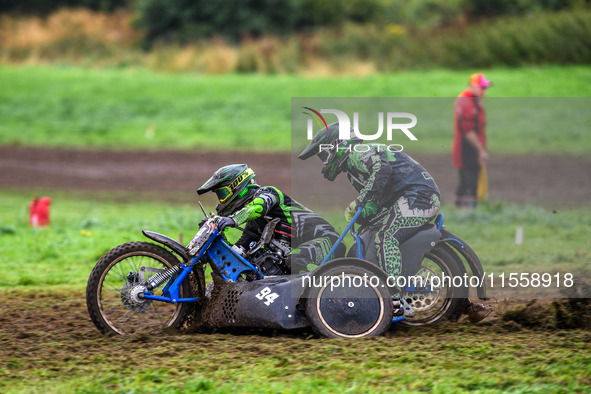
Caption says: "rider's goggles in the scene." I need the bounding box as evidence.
[215,187,232,202]
[214,168,254,203]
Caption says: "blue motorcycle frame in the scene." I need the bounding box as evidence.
[141,207,486,320]
[141,207,365,306]
[87,205,487,336]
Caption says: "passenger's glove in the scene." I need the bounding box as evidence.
[344,201,359,222]
[215,216,236,232]
[363,201,378,217]
[344,200,378,221]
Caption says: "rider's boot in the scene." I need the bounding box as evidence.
[465,302,493,323]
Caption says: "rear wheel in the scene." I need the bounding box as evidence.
[399,244,468,326]
[305,263,393,338]
[86,242,194,335]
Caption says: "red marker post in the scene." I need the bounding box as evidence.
[29,196,51,227]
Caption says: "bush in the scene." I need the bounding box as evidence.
[0,0,127,15]
[134,0,300,46]
[0,9,141,64]
[0,3,589,73]
[462,0,587,21]
[133,0,385,47]
[306,7,591,72]
[430,8,591,68]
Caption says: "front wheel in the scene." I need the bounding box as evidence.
[86,242,193,335]
[399,244,468,326]
[305,263,393,338]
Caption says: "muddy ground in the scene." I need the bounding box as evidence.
[1,147,590,391]
[1,146,590,208]
[0,288,589,392]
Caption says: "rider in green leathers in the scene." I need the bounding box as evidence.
[197,164,344,274]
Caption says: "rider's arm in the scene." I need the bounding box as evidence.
[234,222,259,247]
[231,189,278,227]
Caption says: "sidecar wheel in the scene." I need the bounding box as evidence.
[305,264,393,338]
[86,242,194,335]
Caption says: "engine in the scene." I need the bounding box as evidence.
[239,218,293,276]
[249,248,288,276]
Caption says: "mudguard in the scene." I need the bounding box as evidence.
[440,229,488,300]
[347,225,487,300]
[399,224,442,278]
[348,224,442,279]
[203,275,310,330]
[142,230,190,261]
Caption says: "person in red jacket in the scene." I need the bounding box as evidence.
[452,73,491,208]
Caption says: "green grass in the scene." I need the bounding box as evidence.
[1,65,590,153]
[1,285,589,394]
[1,192,590,392]
[0,191,203,287]
[1,63,590,393]
[1,191,589,289]
[2,323,590,393]
[291,96,591,156]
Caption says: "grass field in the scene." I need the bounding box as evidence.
[1,63,590,392]
[1,287,590,393]
[1,191,589,290]
[1,65,590,153]
[1,191,590,392]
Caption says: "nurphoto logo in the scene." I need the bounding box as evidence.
[303,107,418,153]
[304,107,418,141]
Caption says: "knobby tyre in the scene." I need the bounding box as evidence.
[399,244,468,326]
[86,242,193,335]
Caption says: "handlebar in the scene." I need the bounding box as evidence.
[319,206,364,266]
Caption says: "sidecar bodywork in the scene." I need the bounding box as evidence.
[202,274,310,330]
[201,257,395,338]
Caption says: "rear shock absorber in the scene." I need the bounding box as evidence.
[145,265,181,291]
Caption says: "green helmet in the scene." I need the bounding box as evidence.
[298,122,362,181]
[197,164,259,216]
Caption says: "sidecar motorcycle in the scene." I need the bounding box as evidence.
[86,208,487,338]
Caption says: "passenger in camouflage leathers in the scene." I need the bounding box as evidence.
[299,122,440,280]
[197,164,343,274]
[300,123,493,322]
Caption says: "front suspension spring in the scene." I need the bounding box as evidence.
[145,265,181,290]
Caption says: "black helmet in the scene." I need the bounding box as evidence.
[298,122,362,181]
[197,164,259,216]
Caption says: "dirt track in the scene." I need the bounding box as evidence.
[1,147,590,207]
[1,146,590,391]
[0,288,589,392]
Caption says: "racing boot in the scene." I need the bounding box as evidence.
[465,302,493,323]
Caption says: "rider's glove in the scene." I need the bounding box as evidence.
[215,216,236,232]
